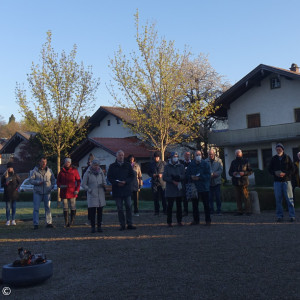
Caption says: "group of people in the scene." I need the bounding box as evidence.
[2,143,298,231]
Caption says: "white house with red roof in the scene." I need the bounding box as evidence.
[209,63,300,181]
[71,106,153,177]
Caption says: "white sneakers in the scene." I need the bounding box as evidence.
[5,220,16,226]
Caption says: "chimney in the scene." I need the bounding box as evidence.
[290,63,299,72]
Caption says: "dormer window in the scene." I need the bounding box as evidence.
[107,120,111,126]
[270,78,281,89]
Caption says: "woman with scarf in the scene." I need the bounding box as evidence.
[57,158,81,227]
[1,162,21,226]
[82,159,106,233]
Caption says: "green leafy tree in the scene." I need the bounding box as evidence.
[16,31,100,175]
[109,12,212,160]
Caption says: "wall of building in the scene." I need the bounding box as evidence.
[88,115,133,138]
[227,75,300,130]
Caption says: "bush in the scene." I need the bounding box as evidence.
[254,169,273,186]
[139,188,153,201]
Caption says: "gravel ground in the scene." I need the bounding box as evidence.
[0,210,299,300]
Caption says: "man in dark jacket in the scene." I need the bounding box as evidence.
[148,151,166,215]
[229,149,253,216]
[107,150,136,230]
[182,151,191,216]
[268,143,296,222]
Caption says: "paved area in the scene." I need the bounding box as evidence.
[0,210,299,300]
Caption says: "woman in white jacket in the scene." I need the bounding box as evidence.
[82,159,106,233]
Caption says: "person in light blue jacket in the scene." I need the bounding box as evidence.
[29,157,56,229]
[186,150,211,225]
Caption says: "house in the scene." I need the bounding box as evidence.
[0,131,37,179]
[71,106,154,177]
[209,63,300,182]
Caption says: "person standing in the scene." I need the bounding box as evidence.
[107,150,136,231]
[163,152,185,227]
[268,143,296,222]
[82,159,106,233]
[291,151,300,204]
[1,162,21,226]
[148,151,167,215]
[186,150,211,225]
[182,151,191,216]
[206,149,223,215]
[29,157,56,229]
[57,158,81,227]
[229,149,253,216]
[128,154,143,216]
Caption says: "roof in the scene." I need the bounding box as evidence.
[71,136,153,163]
[214,64,300,117]
[88,106,133,131]
[0,131,36,154]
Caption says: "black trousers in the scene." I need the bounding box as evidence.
[167,197,182,224]
[88,207,103,228]
[192,192,211,223]
[132,191,139,213]
[152,186,167,213]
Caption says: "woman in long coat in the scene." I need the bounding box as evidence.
[82,159,106,233]
[1,162,21,226]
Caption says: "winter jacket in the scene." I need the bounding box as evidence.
[268,153,294,182]
[107,160,135,198]
[228,157,252,186]
[205,157,223,186]
[148,160,166,190]
[130,162,142,192]
[29,166,56,195]
[1,171,21,203]
[57,167,81,199]
[163,161,185,198]
[186,160,211,192]
[81,167,106,208]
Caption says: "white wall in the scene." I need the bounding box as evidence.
[88,115,133,138]
[228,75,300,130]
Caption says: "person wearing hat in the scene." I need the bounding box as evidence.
[163,152,185,226]
[29,157,56,229]
[1,162,21,226]
[148,151,167,215]
[82,159,106,233]
[268,143,296,222]
[57,158,81,227]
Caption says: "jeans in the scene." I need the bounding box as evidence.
[166,197,182,224]
[274,181,295,218]
[63,198,76,211]
[131,191,139,213]
[209,185,221,214]
[115,196,133,227]
[33,193,52,225]
[152,185,167,213]
[6,201,16,221]
[192,192,211,223]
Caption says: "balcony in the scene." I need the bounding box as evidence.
[208,122,300,146]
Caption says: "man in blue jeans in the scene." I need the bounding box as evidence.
[107,150,136,231]
[268,143,296,222]
[29,157,56,229]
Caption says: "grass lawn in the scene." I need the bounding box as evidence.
[0,200,237,222]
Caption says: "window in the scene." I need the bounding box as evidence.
[242,150,258,169]
[116,118,120,124]
[270,78,281,89]
[294,108,300,122]
[107,120,111,126]
[262,149,272,170]
[292,147,300,161]
[247,113,261,128]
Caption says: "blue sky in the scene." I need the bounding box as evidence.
[1,0,300,122]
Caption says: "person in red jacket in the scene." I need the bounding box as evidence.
[57,158,81,227]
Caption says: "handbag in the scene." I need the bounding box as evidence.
[186,182,198,199]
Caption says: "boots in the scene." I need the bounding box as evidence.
[64,211,70,227]
[70,210,76,226]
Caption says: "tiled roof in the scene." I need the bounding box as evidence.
[91,137,153,158]
[100,106,133,123]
